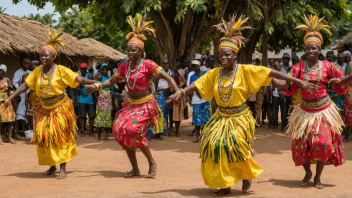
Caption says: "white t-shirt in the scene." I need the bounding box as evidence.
[200,65,210,72]
[157,79,169,90]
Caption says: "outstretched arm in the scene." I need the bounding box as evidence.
[5,82,29,105]
[158,71,180,93]
[269,69,315,90]
[168,84,198,102]
[85,75,120,94]
[75,75,97,85]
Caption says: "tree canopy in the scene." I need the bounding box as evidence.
[13,0,351,66]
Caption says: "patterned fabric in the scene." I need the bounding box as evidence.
[343,85,352,127]
[283,60,347,100]
[192,102,211,127]
[26,91,40,116]
[0,82,15,123]
[172,97,186,121]
[112,98,160,148]
[284,60,346,167]
[115,60,162,93]
[94,90,113,128]
[156,91,170,133]
[291,118,344,166]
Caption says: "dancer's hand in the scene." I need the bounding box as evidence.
[85,84,98,95]
[167,90,183,103]
[4,98,11,106]
[297,80,318,91]
[328,78,341,84]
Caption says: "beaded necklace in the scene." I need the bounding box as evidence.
[304,61,321,91]
[126,59,144,90]
[40,65,56,97]
[218,64,239,102]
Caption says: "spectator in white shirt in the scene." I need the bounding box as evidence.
[12,59,31,89]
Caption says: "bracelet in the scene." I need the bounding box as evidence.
[180,88,186,96]
[94,83,102,90]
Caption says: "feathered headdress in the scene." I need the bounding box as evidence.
[126,14,156,51]
[296,15,331,48]
[41,28,65,56]
[214,15,252,53]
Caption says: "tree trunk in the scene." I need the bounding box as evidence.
[178,8,193,57]
[262,0,269,66]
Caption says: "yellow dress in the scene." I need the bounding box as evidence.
[25,65,79,166]
[194,64,272,188]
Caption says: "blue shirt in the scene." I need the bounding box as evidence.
[190,73,201,84]
[78,72,94,104]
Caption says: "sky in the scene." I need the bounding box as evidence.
[1,0,58,20]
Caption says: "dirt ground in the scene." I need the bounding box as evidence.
[1,118,352,198]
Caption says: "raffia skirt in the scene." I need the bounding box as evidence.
[201,104,263,188]
[287,96,344,166]
[33,95,77,166]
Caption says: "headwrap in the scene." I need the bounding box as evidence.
[343,50,351,57]
[41,29,65,57]
[101,63,108,68]
[0,64,7,72]
[296,15,331,48]
[126,14,156,51]
[214,15,252,53]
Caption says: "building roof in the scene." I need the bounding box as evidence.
[0,13,125,60]
[330,33,352,51]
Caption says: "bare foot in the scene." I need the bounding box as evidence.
[44,166,57,175]
[124,169,140,178]
[56,170,67,180]
[301,171,312,186]
[314,177,324,189]
[213,188,231,196]
[9,138,16,144]
[145,162,157,178]
[242,180,252,193]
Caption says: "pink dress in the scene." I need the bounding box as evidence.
[113,60,163,149]
[284,60,347,166]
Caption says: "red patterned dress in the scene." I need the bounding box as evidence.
[343,86,352,127]
[283,60,347,166]
[113,59,163,149]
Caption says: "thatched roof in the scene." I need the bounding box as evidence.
[0,13,125,60]
[330,33,352,51]
[79,38,126,60]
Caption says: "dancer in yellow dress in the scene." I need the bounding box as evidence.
[5,29,97,179]
[169,15,312,196]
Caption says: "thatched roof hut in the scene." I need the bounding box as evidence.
[0,13,125,60]
[79,38,125,61]
[330,33,352,51]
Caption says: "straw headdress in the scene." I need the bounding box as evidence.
[126,14,156,51]
[296,15,331,48]
[214,15,252,53]
[41,28,65,57]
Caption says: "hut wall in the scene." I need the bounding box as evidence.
[0,53,39,81]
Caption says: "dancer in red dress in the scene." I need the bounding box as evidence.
[86,14,179,178]
[282,15,352,189]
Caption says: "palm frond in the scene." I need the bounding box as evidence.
[126,14,156,40]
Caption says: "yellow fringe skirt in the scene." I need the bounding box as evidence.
[201,106,263,189]
[33,96,77,166]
